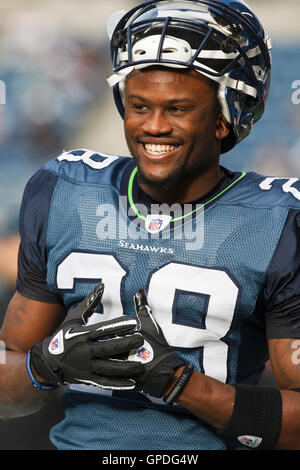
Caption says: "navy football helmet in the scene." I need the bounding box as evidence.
[107,0,272,153]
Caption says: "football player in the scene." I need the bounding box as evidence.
[1,0,300,450]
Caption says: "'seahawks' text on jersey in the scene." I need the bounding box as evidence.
[17,149,300,450]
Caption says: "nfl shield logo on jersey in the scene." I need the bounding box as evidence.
[149,219,163,231]
[145,214,172,234]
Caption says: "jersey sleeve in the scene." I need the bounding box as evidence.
[16,168,62,304]
[259,209,300,338]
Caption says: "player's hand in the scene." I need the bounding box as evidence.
[130,289,186,398]
[29,283,144,390]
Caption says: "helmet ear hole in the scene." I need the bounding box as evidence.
[113,31,126,49]
[221,37,239,54]
[239,94,265,122]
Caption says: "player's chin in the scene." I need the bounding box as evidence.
[136,161,184,191]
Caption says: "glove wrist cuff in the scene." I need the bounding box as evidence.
[25,351,59,391]
[163,362,194,405]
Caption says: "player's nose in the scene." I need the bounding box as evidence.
[142,109,172,135]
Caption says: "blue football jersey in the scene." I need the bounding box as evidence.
[17,149,300,450]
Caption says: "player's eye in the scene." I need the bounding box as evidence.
[169,106,187,114]
[132,104,148,112]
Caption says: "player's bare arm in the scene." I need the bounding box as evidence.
[158,337,300,450]
[269,339,300,390]
[268,338,300,449]
[165,366,300,450]
[0,291,66,420]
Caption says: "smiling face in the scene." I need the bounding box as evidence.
[124,66,229,203]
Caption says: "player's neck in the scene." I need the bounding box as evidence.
[139,165,222,205]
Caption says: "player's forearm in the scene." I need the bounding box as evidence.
[166,367,235,429]
[275,390,300,450]
[0,350,53,420]
[166,369,300,450]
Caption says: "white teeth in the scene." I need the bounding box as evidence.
[144,144,178,155]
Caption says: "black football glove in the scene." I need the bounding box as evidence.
[130,289,187,398]
[29,283,144,390]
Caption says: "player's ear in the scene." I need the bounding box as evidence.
[216,112,230,141]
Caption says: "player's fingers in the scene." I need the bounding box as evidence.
[66,283,105,324]
[91,316,139,339]
[92,333,144,357]
[91,359,144,377]
[133,289,162,338]
[78,376,137,391]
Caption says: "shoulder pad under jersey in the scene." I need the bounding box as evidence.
[43,148,133,189]
[222,172,300,210]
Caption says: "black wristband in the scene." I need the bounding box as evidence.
[219,383,282,450]
[163,363,194,405]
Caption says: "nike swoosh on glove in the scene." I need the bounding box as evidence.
[29,283,144,390]
[130,289,186,398]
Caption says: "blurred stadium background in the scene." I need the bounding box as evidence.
[0,0,299,449]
